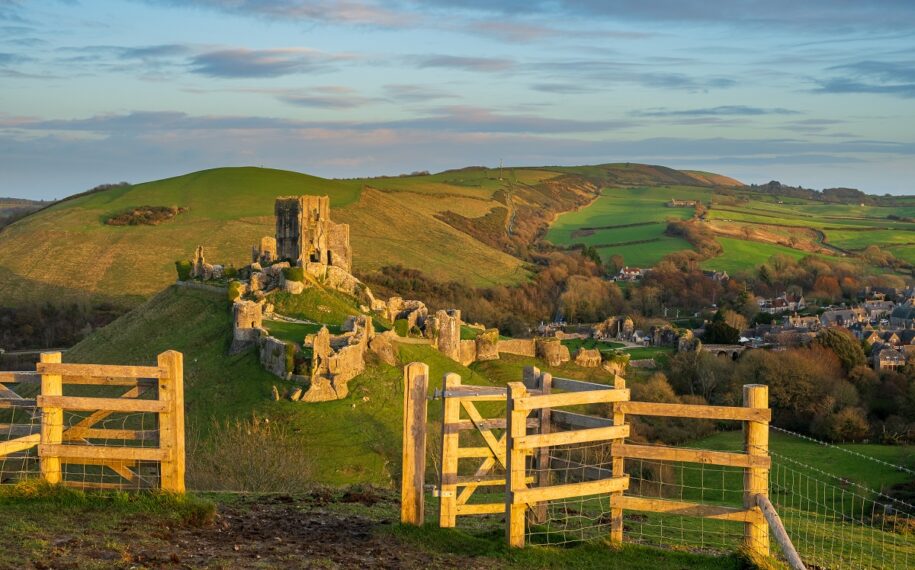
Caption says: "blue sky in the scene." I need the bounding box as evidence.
[1,0,914,199]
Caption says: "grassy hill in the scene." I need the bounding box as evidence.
[0,163,742,308]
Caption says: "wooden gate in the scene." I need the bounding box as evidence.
[0,351,185,492]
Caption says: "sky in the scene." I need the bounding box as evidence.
[1,1,914,200]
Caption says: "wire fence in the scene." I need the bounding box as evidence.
[1,371,167,491]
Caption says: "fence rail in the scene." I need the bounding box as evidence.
[0,350,185,492]
[400,363,808,568]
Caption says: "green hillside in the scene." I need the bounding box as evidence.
[0,163,737,308]
[0,167,528,307]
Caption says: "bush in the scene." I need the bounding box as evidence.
[283,266,305,282]
[187,416,314,492]
[175,259,192,281]
[394,318,409,337]
[106,205,186,226]
[224,265,238,279]
[227,280,244,302]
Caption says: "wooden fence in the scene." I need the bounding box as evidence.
[401,363,803,567]
[0,351,185,492]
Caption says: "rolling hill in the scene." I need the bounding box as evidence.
[0,163,734,308]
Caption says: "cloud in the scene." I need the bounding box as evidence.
[530,83,599,94]
[813,60,915,98]
[634,106,800,117]
[534,59,736,91]
[418,1,915,31]
[190,47,351,78]
[279,86,377,109]
[142,0,409,27]
[383,84,458,102]
[411,54,515,73]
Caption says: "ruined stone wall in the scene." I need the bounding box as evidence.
[497,338,536,357]
[536,338,571,367]
[327,221,352,273]
[275,197,304,263]
[231,299,264,353]
[459,340,477,367]
[258,335,290,378]
[253,236,277,264]
[474,329,500,361]
[431,309,462,362]
[575,348,602,368]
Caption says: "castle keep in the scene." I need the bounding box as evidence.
[274,195,351,272]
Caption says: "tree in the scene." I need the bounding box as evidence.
[814,328,866,372]
[704,312,740,344]
[606,254,625,275]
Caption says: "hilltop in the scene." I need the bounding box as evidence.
[0,163,734,308]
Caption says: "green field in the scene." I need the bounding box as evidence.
[701,237,810,274]
[546,186,706,266]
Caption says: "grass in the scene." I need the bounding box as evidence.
[561,337,625,355]
[263,319,340,343]
[546,186,704,266]
[700,238,810,274]
[271,287,363,326]
[0,166,527,307]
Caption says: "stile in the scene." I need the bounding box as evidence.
[400,362,429,526]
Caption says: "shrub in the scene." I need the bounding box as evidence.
[227,280,244,302]
[187,415,314,492]
[224,265,238,279]
[283,266,305,282]
[106,205,186,226]
[394,318,409,337]
[175,259,192,281]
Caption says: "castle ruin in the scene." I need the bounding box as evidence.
[274,195,351,272]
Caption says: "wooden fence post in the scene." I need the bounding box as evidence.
[158,351,185,493]
[505,381,529,547]
[39,352,63,484]
[610,374,627,545]
[744,384,769,557]
[529,371,551,524]
[439,373,461,528]
[401,362,429,525]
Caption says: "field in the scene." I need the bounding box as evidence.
[546,186,704,267]
[700,238,810,274]
[546,180,915,274]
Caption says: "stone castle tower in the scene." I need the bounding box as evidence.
[274,195,351,272]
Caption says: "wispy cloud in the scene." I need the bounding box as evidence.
[634,106,800,117]
[143,0,409,27]
[383,84,458,102]
[279,86,377,109]
[190,47,352,78]
[813,60,915,98]
[411,54,515,73]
